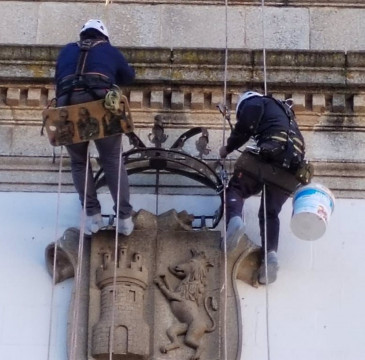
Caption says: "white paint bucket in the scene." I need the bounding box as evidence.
[290,183,335,241]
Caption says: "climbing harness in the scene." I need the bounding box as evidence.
[56,38,112,101]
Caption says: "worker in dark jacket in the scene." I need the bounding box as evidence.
[219,91,306,284]
[55,19,135,236]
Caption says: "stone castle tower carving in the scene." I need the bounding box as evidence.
[92,245,149,358]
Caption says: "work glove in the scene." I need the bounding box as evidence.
[219,145,228,159]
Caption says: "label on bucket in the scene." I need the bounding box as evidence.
[291,184,335,241]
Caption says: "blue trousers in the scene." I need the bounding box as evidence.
[226,170,289,253]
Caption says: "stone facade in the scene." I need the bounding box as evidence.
[1,45,365,198]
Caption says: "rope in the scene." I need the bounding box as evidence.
[104,87,121,113]
[69,145,91,360]
[46,146,64,360]
[261,0,268,96]
[262,184,271,360]
[219,1,229,360]
[108,134,124,359]
[261,2,271,360]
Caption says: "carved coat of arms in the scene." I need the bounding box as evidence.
[46,209,261,360]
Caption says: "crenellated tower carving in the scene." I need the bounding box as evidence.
[92,245,149,359]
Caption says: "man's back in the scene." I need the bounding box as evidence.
[55,41,135,89]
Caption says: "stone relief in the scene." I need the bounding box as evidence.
[92,245,149,358]
[45,209,262,360]
[154,249,217,359]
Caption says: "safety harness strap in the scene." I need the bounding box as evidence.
[260,96,306,169]
[57,39,112,101]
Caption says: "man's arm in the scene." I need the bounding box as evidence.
[220,98,264,158]
[114,48,135,85]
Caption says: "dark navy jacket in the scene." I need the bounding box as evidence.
[55,41,135,93]
[226,96,302,153]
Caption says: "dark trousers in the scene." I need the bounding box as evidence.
[57,91,133,219]
[226,171,289,253]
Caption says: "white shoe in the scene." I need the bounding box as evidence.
[85,213,105,235]
[222,216,245,253]
[117,217,134,236]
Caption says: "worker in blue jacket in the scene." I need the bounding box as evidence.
[219,91,306,284]
[55,19,135,236]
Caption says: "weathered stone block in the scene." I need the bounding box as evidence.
[171,91,184,110]
[310,9,365,51]
[353,94,365,113]
[211,92,223,109]
[6,88,21,106]
[1,2,38,44]
[191,91,204,110]
[150,90,163,109]
[27,88,42,107]
[246,7,310,49]
[332,93,346,113]
[129,90,143,109]
[292,93,306,111]
[312,94,326,113]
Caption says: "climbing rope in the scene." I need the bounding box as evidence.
[219,1,229,360]
[261,1,272,360]
[261,0,268,97]
[69,146,91,360]
[108,135,125,360]
[262,184,271,360]
[46,146,64,360]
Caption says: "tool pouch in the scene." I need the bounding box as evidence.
[259,141,286,162]
[295,160,314,185]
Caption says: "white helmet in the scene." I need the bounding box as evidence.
[236,91,263,113]
[80,19,109,38]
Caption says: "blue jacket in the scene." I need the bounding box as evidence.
[55,41,135,92]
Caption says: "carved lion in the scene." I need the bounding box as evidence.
[154,249,217,360]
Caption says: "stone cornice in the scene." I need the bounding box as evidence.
[1,46,365,132]
[1,45,365,197]
[5,1,365,8]
[1,45,365,90]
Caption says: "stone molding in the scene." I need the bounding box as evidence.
[2,46,365,87]
[2,85,365,129]
[5,0,365,7]
[1,45,365,197]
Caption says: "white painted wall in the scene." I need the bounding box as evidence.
[0,191,363,359]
